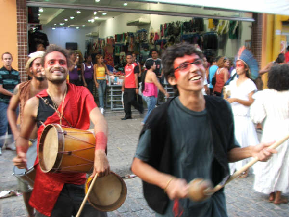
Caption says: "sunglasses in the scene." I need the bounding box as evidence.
[174,59,203,72]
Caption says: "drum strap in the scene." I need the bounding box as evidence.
[38,95,73,128]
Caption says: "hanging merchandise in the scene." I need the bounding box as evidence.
[28,25,49,53]
[229,21,239,39]
[208,19,214,29]
[160,24,164,37]
[104,42,114,67]
[154,32,160,42]
[217,20,230,35]
[203,32,218,50]
[173,21,181,37]
[192,18,204,32]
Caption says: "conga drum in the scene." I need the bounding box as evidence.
[38,124,95,173]
[85,172,127,212]
[13,140,37,187]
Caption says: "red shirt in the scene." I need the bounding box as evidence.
[285,51,289,63]
[124,63,138,88]
[30,83,97,216]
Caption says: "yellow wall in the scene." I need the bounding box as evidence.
[262,14,289,88]
[0,0,18,70]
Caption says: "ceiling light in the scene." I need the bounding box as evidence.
[60,23,64,26]
[70,16,75,19]
[52,27,55,30]
[76,11,81,14]
[94,16,99,19]
[102,12,107,15]
[91,19,95,23]
[94,11,97,15]
[76,27,79,29]
[64,19,68,21]
[54,24,57,26]
[39,8,43,13]
[124,3,127,6]
[38,13,40,16]
[95,0,100,2]
[82,25,85,27]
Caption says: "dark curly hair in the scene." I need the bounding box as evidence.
[275,53,285,64]
[41,44,72,69]
[162,42,203,81]
[268,64,289,91]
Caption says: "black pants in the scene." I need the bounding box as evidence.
[123,88,142,118]
[35,184,107,217]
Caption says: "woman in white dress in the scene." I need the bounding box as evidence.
[251,64,289,204]
[225,59,259,178]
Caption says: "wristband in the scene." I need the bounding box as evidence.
[164,177,175,193]
[16,145,28,154]
[95,132,107,151]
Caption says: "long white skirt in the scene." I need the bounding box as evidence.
[229,115,259,175]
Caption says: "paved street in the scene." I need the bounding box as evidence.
[0,111,288,217]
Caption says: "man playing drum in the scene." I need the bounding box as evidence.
[13,44,109,217]
[131,43,276,217]
[8,51,47,217]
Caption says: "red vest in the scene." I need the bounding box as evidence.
[125,63,137,88]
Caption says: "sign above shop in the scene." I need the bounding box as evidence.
[133,0,289,16]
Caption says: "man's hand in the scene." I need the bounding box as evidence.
[136,89,139,95]
[90,149,110,178]
[251,141,276,162]
[13,152,27,169]
[95,82,99,88]
[122,86,124,92]
[165,178,189,200]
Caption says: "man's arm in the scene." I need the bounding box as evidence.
[7,85,21,139]
[89,107,110,178]
[134,65,139,94]
[13,97,38,169]
[0,84,13,97]
[227,141,276,163]
[131,158,188,200]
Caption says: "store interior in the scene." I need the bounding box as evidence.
[27,0,253,109]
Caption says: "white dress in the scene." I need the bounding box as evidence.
[227,78,259,174]
[251,89,289,194]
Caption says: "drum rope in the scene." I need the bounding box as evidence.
[53,162,94,171]
[60,146,95,154]
[60,134,96,146]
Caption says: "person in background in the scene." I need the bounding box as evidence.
[93,54,114,114]
[7,51,47,217]
[81,54,94,94]
[68,50,80,85]
[225,50,259,178]
[0,52,20,154]
[285,46,289,63]
[208,56,220,95]
[259,53,286,75]
[140,60,169,125]
[121,53,143,120]
[132,52,143,110]
[213,56,229,97]
[202,56,209,95]
[251,64,289,204]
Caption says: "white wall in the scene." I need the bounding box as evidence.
[42,26,98,55]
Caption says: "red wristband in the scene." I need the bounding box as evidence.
[16,146,28,154]
[95,132,107,151]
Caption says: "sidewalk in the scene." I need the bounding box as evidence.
[0,112,288,217]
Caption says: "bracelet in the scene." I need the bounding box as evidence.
[164,177,175,193]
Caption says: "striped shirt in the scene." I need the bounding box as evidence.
[0,66,20,103]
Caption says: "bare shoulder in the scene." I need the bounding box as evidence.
[13,83,20,95]
[24,96,39,117]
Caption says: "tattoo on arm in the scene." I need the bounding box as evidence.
[13,86,19,95]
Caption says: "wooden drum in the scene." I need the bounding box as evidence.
[38,124,95,173]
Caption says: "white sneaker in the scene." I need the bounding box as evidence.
[100,108,104,114]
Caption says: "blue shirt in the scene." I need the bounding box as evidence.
[209,65,218,89]
[0,66,20,103]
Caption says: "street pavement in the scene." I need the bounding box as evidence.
[0,110,289,217]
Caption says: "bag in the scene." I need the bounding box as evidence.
[212,75,216,86]
[138,82,142,96]
[224,72,237,86]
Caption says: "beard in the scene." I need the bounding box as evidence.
[35,76,46,81]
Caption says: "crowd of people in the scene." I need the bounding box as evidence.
[0,42,288,216]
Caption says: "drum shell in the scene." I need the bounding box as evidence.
[13,168,36,187]
[39,124,96,173]
[85,172,127,212]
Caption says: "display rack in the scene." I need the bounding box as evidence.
[106,85,123,110]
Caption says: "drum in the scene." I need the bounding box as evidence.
[85,172,127,212]
[38,124,95,173]
[13,139,37,187]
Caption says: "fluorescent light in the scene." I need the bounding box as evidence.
[94,16,99,19]
[94,11,97,15]
[64,19,68,21]
[82,25,85,27]
[95,0,100,2]
[60,23,64,26]
[76,27,79,29]
[76,11,81,14]
[54,24,57,26]
[70,16,75,19]
[38,13,40,16]
[124,3,127,6]
[39,8,43,13]
[91,19,95,23]
[52,27,55,30]
[102,12,107,15]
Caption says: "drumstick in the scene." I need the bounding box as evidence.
[207,133,289,194]
[76,173,98,217]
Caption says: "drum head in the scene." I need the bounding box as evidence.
[86,172,127,212]
[39,125,62,173]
